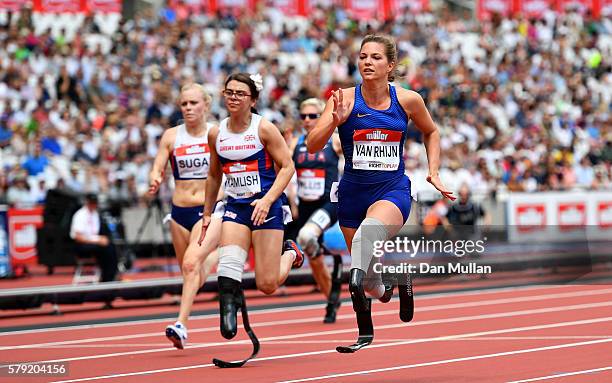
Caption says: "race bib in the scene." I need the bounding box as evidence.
[352,129,402,171]
[223,160,261,199]
[174,143,210,178]
[297,168,325,201]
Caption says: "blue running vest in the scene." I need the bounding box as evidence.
[338,84,408,184]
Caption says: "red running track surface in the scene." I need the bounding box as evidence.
[1,283,611,382]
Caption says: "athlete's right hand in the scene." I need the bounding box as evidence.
[198,215,211,246]
[148,176,162,195]
[332,89,348,127]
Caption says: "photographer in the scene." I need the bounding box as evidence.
[446,184,490,228]
[69,193,119,282]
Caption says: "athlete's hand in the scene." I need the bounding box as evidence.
[198,215,211,246]
[332,89,349,127]
[427,173,456,201]
[251,197,273,226]
[148,176,162,195]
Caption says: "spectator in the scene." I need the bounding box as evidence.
[40,127,62,156]
[0,5,608,208]
[65,164,85,193]
[72,136,96,164]
[574,156,595,188]
[0,172,10,204]
[21,143,49,177]
[31,179,48,204]
[6,171,36,207]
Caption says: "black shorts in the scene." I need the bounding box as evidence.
[297,199,338,228]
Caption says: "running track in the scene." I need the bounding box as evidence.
[1,283,611,382]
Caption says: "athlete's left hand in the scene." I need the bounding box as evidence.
[427,174,456,201]
[251,198,273,226]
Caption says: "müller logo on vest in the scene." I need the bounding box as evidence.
[185,145,207,155]
[229,163,247,172]
[366,130,388,140]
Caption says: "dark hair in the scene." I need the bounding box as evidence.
[360,34,397,82]
[224,73,260,114]
[85,193,98,204]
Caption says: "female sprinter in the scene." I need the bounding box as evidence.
[201,73,303,349]
[307,35,455,352]
[149,83,222,349]
[289,98,344,323]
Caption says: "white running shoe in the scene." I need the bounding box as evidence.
[165,322,188,349]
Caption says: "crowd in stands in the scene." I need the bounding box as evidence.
[0,4,610,209]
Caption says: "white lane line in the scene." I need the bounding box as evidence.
[4,286,611,350]
[506,366,612,382]
[34,336,612,348]
[47,317,612,383]
[4,301,611,367]
[0,283,577,336]
[275,339,612,383]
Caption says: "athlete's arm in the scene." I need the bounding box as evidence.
[216,185,225,201]
[203,125,222,218]
[248,120,295,225]
[332,133,343,157]
[148,128,173,195]
[259,120,295,203]
[307,88,354,153]
[287,136,299,218]
[399,89,455,201]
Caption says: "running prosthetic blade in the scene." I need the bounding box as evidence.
[213,290,260,368]
[218,276,240,339]
[399,272,414,322]
[323,254,343,324]
[336,305,374,353]
[337,269,374,353]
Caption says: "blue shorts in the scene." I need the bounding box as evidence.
[171,204,203,231]
[223,198,285,231]
[337,175,412,228]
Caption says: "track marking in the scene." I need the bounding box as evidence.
[34,336,612,348]
[4,287,612,350]
[47,317,612,383]
[4,301,611,366]
[0,283,578,336]
[275,339,612,383]
[506,366,612,382]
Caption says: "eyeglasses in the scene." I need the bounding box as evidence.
[300,113,320,120]
[222,89,251,99]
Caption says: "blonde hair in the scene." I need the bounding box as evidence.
[180,83,212,105]
[299,98,325,113]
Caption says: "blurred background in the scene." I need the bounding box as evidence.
[0,1,609,306]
